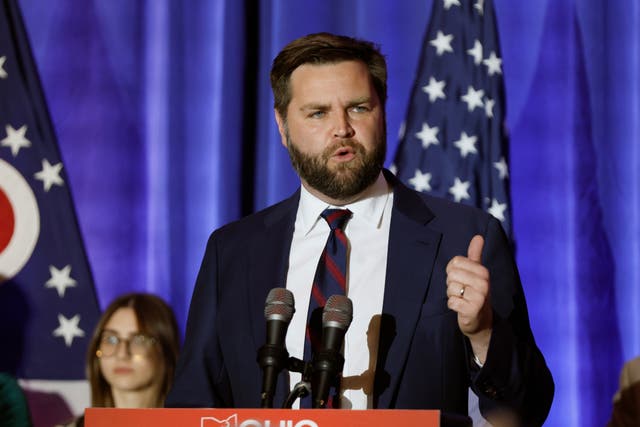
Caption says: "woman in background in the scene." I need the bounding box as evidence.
[60,293,180,427]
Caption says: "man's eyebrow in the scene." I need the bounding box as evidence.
[299,97,373,111]
[347,96,372,106]
[299,102,329,111]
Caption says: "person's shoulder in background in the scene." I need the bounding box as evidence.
[0,372,33,427]
[608,356,640,427]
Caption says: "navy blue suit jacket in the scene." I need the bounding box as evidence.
[166,171,553,425]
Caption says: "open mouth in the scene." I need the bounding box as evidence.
[332,146,356,162]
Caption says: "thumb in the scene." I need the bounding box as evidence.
[467,235,484,262]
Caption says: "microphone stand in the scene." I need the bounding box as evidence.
[283,380,311,409]
[282,357,313,409]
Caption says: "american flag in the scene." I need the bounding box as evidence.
[392,0,512,237]
[0,0,100,419]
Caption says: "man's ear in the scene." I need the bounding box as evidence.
[274,109,288,148]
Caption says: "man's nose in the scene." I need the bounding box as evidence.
[333,111,355,138]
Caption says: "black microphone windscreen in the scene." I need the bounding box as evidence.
[264,287,295,323]
[322,295,352,330]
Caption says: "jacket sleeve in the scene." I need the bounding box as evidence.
[468,216,554,426]
[165,233,232,407]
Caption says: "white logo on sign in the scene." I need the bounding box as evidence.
[201,414,238,427]
[199,415,319,427]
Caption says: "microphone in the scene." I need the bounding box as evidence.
[312,294,353,408]
[257,287,295,408]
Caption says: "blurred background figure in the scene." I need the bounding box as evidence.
[58,293,180,427]
[0,372,33,427]
[608,356,640,427]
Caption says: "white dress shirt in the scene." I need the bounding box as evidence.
[285,172,393,409]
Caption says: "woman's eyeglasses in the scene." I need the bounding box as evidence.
[96,333,157,358]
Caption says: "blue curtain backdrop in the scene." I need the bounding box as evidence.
[15,0,640,425]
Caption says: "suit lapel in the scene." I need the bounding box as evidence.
[374,171,442,408]
[247,191,300,347]
[246,191,299,405]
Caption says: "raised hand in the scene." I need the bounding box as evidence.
[446,235,493,363]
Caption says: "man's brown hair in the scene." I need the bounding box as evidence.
[270,32,387,120]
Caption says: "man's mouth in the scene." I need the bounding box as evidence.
[331,146,356,162]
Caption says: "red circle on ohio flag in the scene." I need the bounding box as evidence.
[0,188,15,252]
[0,158,40,281]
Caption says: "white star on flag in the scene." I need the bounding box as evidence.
[494,157,509,179]
[422,77,446,102]
[52,314,85,347]
[461,86,485,112]
[484,98,495,118]
[416,122,440,148]
[483,51,502,76]
[409,170,432,192]
[430,31,454,56]
[449,177,471,202]
[392,0,513,239]
[488,198,507,222]
[1,124,31,157]
[467,40,483,65]
[45,265,78,298]
[34,158,64,191]
[453,131,478,157]
[0,56,7,79]
[443,0,461,9]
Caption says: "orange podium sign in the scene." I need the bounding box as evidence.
[85,408,449,427]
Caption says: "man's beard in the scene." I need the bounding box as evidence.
[286,135,386,201]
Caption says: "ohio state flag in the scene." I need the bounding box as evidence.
[0,0,100,402]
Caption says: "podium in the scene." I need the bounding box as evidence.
[85,408,471,427]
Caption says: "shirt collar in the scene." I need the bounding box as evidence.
[298,172,392,236]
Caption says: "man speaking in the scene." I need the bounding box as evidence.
[165,32,554,426]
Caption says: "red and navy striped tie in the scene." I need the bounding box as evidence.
[302,208,352,407]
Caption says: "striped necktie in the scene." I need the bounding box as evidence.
[302,208,352,407]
